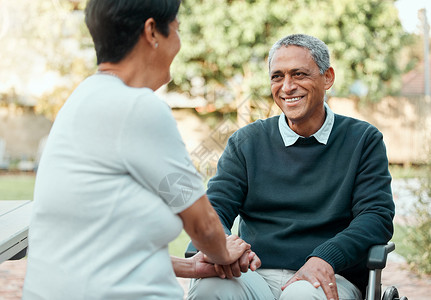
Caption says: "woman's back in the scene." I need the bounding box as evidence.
[23,75,204,299]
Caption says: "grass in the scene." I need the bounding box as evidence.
[0,174,35,200]
[169,230,191,257]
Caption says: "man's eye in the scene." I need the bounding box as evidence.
[271,75,281,80]
[293,72,305,78]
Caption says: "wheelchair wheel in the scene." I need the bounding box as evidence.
[382,286,399,300]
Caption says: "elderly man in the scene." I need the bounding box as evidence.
[187,34,394,300]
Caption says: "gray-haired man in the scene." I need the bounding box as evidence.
[187,34,394,300]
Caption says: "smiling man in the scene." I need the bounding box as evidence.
[269,42,334,138]
[187,34,395,300]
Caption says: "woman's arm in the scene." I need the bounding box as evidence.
[172,242,261,278]
[171,252,217,278]
[178,194,250,266]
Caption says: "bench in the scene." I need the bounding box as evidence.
[0,200,33,264]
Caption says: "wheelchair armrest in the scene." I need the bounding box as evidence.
[185,241,198,258]
[367,242,395,270]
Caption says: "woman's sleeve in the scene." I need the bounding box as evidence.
[119,93,205,214]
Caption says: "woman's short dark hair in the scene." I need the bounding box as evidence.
[85,0,181,64]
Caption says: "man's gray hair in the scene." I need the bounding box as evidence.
[268,34,330,74]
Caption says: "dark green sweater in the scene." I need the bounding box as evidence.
[207,114,394,293]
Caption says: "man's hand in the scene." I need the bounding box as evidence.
[213,249,261,279]
[202,234,251,265]
[281,257,338,300]
[224,234,252,264]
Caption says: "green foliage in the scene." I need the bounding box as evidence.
[35,83,82,121]
[0,0,95,119]
[391,224,411,259]
[398,33,423,74]
[389,164,428,179]
[172,0,406,107]
[405,163,431,275]
[172,0,275,111]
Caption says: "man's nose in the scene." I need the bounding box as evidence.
[282,76,297,94]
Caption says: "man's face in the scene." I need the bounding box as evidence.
[269,46,334,132]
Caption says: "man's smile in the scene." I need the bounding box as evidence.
[280,96,304,103]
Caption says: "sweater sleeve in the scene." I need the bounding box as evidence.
[309,126,395,272]
[207,131,249,233]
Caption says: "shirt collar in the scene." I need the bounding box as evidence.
[278,102,334,147]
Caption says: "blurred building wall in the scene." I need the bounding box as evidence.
[328,96,431,165]
[0,97,429,166]
[0,106,52,162]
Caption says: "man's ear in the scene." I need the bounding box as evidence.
[324,67,335,90]
[142,18,158,49]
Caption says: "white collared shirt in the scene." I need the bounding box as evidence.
[278,102,334,146]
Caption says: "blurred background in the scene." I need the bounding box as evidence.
[0,0,430,172]
[0,0,431,296]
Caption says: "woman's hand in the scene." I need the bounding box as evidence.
[190,251,218,278]
[179,195,250,266]
[203,234,251,265]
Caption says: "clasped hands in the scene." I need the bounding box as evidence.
[190,234,261,279]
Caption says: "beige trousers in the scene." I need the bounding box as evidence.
[187,268,362,300]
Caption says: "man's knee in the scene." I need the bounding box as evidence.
[280,280,324,300]
[187,271,274,300]
[187,277,243,300]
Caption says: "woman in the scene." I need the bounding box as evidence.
[23,0,253,299]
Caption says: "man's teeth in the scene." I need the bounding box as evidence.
[284,97,301,102]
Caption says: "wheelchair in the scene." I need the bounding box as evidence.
[185,241,408,300]
[366,242,407,300]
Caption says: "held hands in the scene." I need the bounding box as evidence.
[190,250,261,279]
[203,234,250,265]
[210,235,261,279]
[189,251,218,278]
[281,257,339,300]
[213,249,261,279]
[224,234,252,265]
[196,235,261,279]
